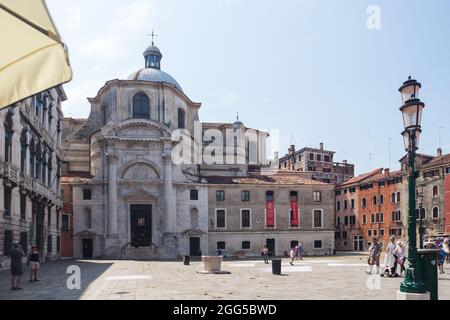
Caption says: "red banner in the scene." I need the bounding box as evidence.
[266,200,275,227]
[291,201,299,227]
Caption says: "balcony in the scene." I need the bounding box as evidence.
[3,162,20,187]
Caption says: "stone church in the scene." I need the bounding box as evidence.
[62,41,335,260]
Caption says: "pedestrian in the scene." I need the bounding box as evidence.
[217,248,223,256]
[443,238,450,264]
[366,237,382,274]
[261,245,269,264]
[298,243,304,260]
[386,236,398,277]
[438,243,447,274]
[394,241,406,276]
[10,242,25,290]
[27,245,40,282]
[294,245,299,260]
[289,247,295,266]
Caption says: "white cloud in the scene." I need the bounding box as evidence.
[61,79,105,117]
[79,0,160,62]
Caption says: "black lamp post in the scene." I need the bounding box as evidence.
[399,76,426,294]
[417,184,425,250]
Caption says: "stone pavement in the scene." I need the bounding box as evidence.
[0,253,449,300]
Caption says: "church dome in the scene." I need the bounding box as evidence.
[126,36,183,92]
[127,68,183,92]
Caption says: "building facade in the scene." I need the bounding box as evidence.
[335,149,450,252]
[278,144,354,184]
[61,42,336,260]
[206,174,336,257]
[0,87,66,271]
[335,169,382,251]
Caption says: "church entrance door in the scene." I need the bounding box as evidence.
[189,237,201,256]
[130,205,152,247]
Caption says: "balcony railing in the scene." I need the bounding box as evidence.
[3,162,20,185]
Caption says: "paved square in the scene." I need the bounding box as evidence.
[0,253,449,300]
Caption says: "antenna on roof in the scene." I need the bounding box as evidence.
[388,138,394,169]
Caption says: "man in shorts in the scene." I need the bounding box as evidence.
[10,242,25,290]
[366,237,382,274]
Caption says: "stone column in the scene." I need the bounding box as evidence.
[162,145,176,233]
[107,152,119,236]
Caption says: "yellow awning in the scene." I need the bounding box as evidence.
[0,0,72,109]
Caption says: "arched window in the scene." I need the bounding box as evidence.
[379,195,384,205]
[29,138,35,177]
[432,186,439,198]
[132,93,150,119]
[432,207,439,219]
[35,141,42,180]
[178,108,186,129]
[391,193,396,203]
[20,129,28,173]
[380,212,384,223]
[362,197,367,208]
[396,192,401,203]
[372,196,377,206]
[4,111,14,163]
[101,104,108,125]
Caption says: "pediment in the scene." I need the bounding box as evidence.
[122,188,160,201]
[117,125,162,139]
[103,119,171,140]
[122,162,160,180]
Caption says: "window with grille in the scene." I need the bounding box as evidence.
[313,210,323,228]
[242,241,251,250]
[190,189,199,201]
[20,232,28,254]
[216,210,226,228]
[216,190,225,202]
[47,235,52,253]
[217,241,226,250]
[241,191,250,202]
[4,230,13,256]
[241,210,251,228]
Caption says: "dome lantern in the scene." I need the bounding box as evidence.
[144,30,162,70]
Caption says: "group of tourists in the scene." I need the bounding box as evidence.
[366,235,449,277]
[289,244,305,266]
[9,242,41,291]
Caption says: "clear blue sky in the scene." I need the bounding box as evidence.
[47,0,450,174]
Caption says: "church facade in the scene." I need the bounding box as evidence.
[61,42,335,260]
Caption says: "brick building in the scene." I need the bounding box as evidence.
[278,144,354,184]
[335,169,382,251]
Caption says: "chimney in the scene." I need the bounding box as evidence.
[343,160,348,164]
[320,143,324,151]
[289,145,295,156]
[437,148,443,157]
[384,168,390,176]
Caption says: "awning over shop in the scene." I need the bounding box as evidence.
[0,0,72,109]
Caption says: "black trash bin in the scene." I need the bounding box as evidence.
[183,255,190,266]
[418,249,440,300]
[272,259,281,275]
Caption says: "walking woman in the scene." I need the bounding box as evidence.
[27,245,40,282]
[394,241,407,276]
[261,245,269,264]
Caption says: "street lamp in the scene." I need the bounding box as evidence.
[399,76,426,294]
[417,184,425,250]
